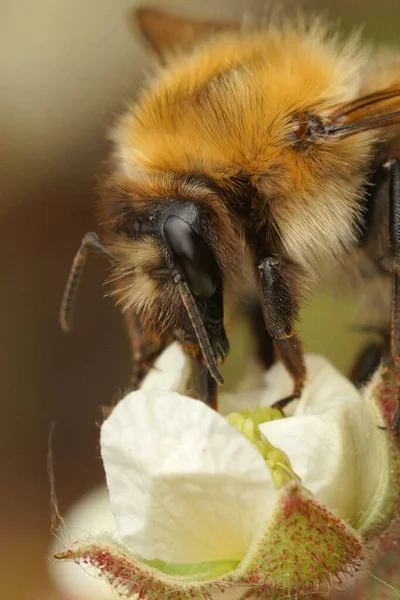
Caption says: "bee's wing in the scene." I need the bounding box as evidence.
[135,8,235,61]
[326,87,400,138]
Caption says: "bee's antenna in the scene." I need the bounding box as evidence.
[60,232,112,333]
[174,272,224,386]
[329,88,400,121]
[326,111,400,138]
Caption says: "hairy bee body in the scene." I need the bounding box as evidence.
[103,15,398,320]
[62,8,400,416]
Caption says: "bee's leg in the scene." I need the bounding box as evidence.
[248,299,275,370]
[179,341,219,409]
[124,310,172,390]
[102,314,172,418]
[192,355,218,409]
[385,158,400,433]
[349,341,386,388]
[349,324,389,388]
[257,256,306,410]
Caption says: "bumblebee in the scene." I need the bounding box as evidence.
[61,9,400,428]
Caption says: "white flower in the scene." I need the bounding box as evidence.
[101,345,391,562]
[52,344,399,600]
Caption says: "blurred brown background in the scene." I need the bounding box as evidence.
[1,1,399,598]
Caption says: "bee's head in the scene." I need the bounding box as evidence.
[100,176,245,383]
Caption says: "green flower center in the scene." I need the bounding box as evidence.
[226,407,301,489]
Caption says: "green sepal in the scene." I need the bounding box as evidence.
[355,366,400,538]
[142,558,239,578]
[55,483,364,599]
[236,482,363,594]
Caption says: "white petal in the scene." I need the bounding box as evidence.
[260,412,360,520]
[260,355,359,414]
[219,355,358,417]
[258,355,387,526]
[101,390,276,564]
[141,342,191,393]
[348,370,390,531]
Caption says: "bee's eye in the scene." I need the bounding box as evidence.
[163,216,221,298]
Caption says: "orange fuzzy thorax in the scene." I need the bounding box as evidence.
[111,21,376,274]
[121,26,366,178]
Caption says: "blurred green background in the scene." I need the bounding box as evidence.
[1,1,399,598]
